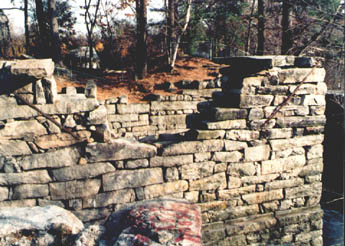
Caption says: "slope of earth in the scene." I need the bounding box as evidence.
[55,57,223,103]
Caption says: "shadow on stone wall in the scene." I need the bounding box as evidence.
[322,93,344,212]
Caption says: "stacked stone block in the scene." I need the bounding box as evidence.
[0,57,327,246]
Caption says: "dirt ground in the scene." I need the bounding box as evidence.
[55,57,223,103]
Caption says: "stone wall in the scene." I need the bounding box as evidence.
[0,56,326,245]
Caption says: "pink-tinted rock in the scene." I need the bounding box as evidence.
[107,199,202,246]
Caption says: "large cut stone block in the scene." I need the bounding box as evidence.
[12,184,49,199]
[0,170,51,185]
[20,147,80,170]
[102,168,163,191]
[225,130,260,141]
[0,120,47,139]
[212,151,243,163]
[151,101,198,111]
[150,154,193,167]
[180,161,215,180]
[160,140,224,156]
[86,138,157,162]
[201,119,246,130]
[51,162,115,181]
[242,189,283,204]
[212,108,248,121]
[261,155,306,174]
[35,131,91,149]
[239,95,274,108]
[117,103,150,114]
[244,145,271,162]
[278,68,326,84]
[49,179,101,200]
[83,189,136,208]
[276,116,326,128]
[0,140,31,156]
[144,180,188,199]
[189,172,227,191]
[269,135,324,151]
[9,59,55,79]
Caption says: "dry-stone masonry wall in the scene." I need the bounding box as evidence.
[0,56,326,245]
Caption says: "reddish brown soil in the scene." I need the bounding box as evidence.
[56,57,223,103]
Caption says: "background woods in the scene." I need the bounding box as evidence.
[0,0,344,89]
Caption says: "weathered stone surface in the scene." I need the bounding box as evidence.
[8,59,55,79]
[224,140,247,151]
[186,129,225,140]
[125,159,149,169]
[20,147,80,170]
[144,181,189,199]
[0,187,8,201]
[265,178,304,190]
[248,108,264,120]
[150,154,193,167]
[244,145,270,162]
[74,225,107,246]
[12,184,49,199]
[35,79,46,104]
[52,162,115,181]
[212,151,242,163]
[0,199,36,208]
[241,174,280,185]
[264,105,309,118]
[151,115,186,126]
[306,144,323,160]
[285,182,322,199]
[212,108,248,121]
[35,98,99,115]
[88,105,107,124]
[201,119,246,130]
[189,172,227,191]
[42,76,58,103]
[269,135,324,151]
[0,119,47,139]
[107,199,202,246]
[117,103,150,114]
[0,170,51,185]
[273,95,303,106]
[151,101,198,111]
[0,205,83,237]
[108,114,138,122]
[83,189,136,208]
[0,140,31,156]
[276,116,326,128]
[302,95,326,106]
[262,128,293,139]
[242,189,283,204]
[239,95,274,108]
[225,130,260,141]
[50,179,101,200]
[227,163,256,176]
[103,168,163,191]
[86,138,157,162]
[278,68,326,83]
[261,155,306,174]
[289,84,319,95]
[161,140,224,156]
[257,85,289,95]
[298,158,323,177]
[181,162,215,180]
[35,131,91,149]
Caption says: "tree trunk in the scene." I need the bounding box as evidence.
[136,0,148,79]
[48,0,62,64]
[167,0,176,66]
[245,0,256,54]
[24,0,29,54]
[281,0,293,55]
[257,0,265,55]
[35,0,48,56]
[169,0,192,70]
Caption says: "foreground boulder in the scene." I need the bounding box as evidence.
[105,199,202,246]
[0,205,84,246]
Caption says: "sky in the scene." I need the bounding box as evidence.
[0,0,164,35]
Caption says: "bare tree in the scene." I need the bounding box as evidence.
[168,0,192,71]
[83,0,101,69]
[135,0,147,79]
[167,0,176,65]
